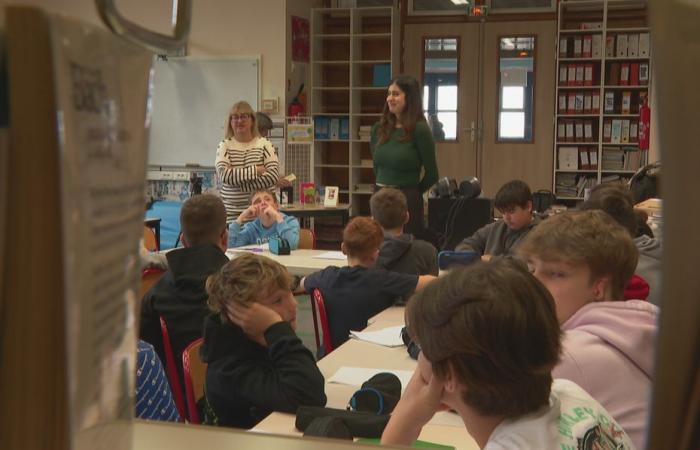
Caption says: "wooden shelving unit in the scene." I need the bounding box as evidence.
[553,0,651,201]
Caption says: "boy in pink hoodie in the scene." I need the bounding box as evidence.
[519,210,658,449]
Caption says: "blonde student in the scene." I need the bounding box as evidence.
[201,254,326,429]
[519,210,657,449]
[228,190,300,249]
[381,259,635,449]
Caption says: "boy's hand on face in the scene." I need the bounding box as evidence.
[261,205,284,223]
[237,204,259,224]
[381,365,447,446]
[226,301,283,347]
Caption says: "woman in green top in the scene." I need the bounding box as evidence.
[371,75,439,239]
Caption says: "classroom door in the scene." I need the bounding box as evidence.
[403,23,481,182]
[479,20,557,197]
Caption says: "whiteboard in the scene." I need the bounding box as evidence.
[148,57,259,167]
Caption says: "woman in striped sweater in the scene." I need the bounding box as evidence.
[216,101,280,222]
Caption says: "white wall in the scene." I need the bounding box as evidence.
[6,0,288,102]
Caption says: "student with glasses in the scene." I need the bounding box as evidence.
[216,101,280,223]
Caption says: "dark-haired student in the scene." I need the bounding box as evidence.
[381,259,634,449]
[371,74,439,239]
[456,179,540,259]
[201,254,326,429]
[300,217,436,349]
[139,194,229,393]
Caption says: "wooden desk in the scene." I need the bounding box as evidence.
[281,203,351,227]
[255,307,478,450]
[226,246,347,276]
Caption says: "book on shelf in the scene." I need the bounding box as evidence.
[639,63,650,85]
[560,65,568,85]
[639,33,650,57]
[603,118,612,142]
[592,34,602,58]
[621,91,632,114]
[630,63,640,85]
[568,65,576,86]
[573,35,582,57]
[609,62,620,85]
[579,147,590,170]
[606,35,615,57]
[589,148,598,169]
[559,37,568,57]
[616,34,628,57]
[2,6,153,450]
[575,65,584,86]
[621,120,631,144]
[584,93,592,113]
[582,35,592,58]
[628,34,639,57]
[558,146,579,170]
[620,63,630,86]
[584,64,594,86]
[611,119,623,144]
[592,92,600,113]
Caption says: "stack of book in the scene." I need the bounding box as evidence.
[602,147,625,170]
[358,125,372,141]
[555,173,578,197]
[576,176,596,198]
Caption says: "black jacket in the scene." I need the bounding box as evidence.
[201,314,327,429]
[139,244,228,394]
[376,232,439,276]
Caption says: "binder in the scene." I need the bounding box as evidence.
[330,118,340,139]
[573,36,582,58]
[584,120,594,142]
[620,63,630,86]
[606,36,615,57]
[558,93,567,114]
[639,33,650,57]
[609,62,620,85]
[621,119,630,144]
[603,119,612,142]
[566,120,575,142]
[639,63,649,85]
[568,65,577,86]
[583,35,592,58]
[584,64,594,86]
[592,92,601,114]
[621,91,632,114]
[589,148,598,169]
[580,148,590,169]
[584,93,592,113]
[559,37,568,57]
[558,122,566,141]
[592,34,602,58]
[558,146,579,170]
[559,65,568,85]
[567,93,576,114]
[575,64,584,86]
[630,63,640,85]
[575,120,584,142]
[611,119,623,144]
[616,34,628,57]
[630,120,639,142]
[628,34,639,57]
[604,92,616,113]
[575,93,585,113]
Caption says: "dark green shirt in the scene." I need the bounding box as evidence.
[371,120,438,193]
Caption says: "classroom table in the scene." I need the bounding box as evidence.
[226,245,348,276]
[254,307,479,450]
[280,203,351,228]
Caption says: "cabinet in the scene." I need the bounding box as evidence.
[554,0,651,200]
[310,6,399,231]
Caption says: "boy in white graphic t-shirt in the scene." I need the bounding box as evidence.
[381,259,635,450]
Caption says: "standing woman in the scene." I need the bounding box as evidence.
[216,101,280,223]
[371,75,438,239]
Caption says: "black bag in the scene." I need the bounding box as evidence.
[348,372,402,415]
[401,326,421,360]
[295,406,390,438]
[303,416,352,440]
[532,190,555,213]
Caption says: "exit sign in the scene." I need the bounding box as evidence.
[470,5,489,16]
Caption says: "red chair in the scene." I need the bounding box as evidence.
[310,289,333,356]
[159,316,188,420]
[182,338,206,424]
[298,228,316,249]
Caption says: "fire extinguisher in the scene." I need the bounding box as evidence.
[638,95,651,150]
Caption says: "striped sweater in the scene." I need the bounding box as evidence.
[215,136,280,222]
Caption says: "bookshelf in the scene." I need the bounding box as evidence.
[554,0,651,200]
[310,6,398,245]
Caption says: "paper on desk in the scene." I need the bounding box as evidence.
[329,367,414,390]
[312,251,346,260]
[350,325,404,347]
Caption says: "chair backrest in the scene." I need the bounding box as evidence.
[310,289,333,356]
[182,338,206,424]
[143,226,158,251]
[139,267,165,302]
[159,316,188,420]
[298,228,316,249]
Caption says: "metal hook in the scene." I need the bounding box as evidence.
[94,0,191,55]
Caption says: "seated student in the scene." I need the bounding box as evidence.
[370,187,438,276]
[228,190,300,249]
[456,179,540,259]
[381,259,634,449]
[579,182,663,306]
[519,210,658,449]
[136,339,181,422]
[201,253,326,429]
[300,217,436,349]
[140,194,229,392]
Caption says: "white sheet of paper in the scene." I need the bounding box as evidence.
[312,251,346,260]
[328,367,414,390]
[350,325,405,347]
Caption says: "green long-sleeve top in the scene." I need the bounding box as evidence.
[371,120,439,193]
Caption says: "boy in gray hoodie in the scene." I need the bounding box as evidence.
[370,188,438,276]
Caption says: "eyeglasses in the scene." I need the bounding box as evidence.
[231,113,252,121]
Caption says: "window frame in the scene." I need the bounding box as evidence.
[496,34,537,144]
[422,35,461,143]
